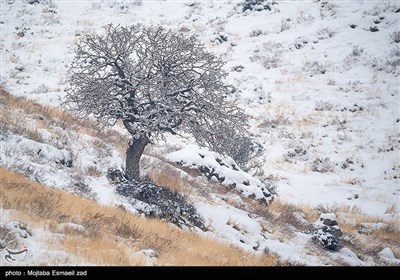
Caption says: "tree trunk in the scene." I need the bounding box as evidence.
[125,136,150,181]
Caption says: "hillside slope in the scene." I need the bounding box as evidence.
[1,0,399,266]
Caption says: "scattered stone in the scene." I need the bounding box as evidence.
[0,221,32,250]
[378,247,396,259]
[114,179,204,230]
[311,213,343,251]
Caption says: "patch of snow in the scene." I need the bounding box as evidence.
[337,248,366,266]
[167,144,274,202]
[378,247,396,260]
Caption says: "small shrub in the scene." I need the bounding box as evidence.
[30,84,50,95]
[302,61,327,76]
[251,53,281,69]
[385,46,400,73]
[319,1,337,18]
[280,18,291,32]
[390,31,400,43]
[259,114,290,129]
[210,32,228,44]
[241,0,277,13]
[316,27,335,39]
[295,13,315,25]
[249,29,267,37]
[312,157,335,173]
[315,100,334,111]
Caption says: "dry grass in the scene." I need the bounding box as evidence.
[227,217,248,234]
[0,168,279,266]
[0,87,128,151]
[148,171,194,196]
[315,205,400,262]
[385,203,398,214]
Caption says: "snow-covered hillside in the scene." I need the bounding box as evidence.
[1,0,399,266]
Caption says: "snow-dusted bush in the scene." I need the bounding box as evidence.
[312,157,335,173]
[385,46,400,74]
[302,61,327,76]
[251,53,281,69]
[285,146,308,161]
[314,100,334,111]
[293,36,309,49]
[249,29,267,37]
[108,0,142,14]
[365,1,399,16]
[390,31,400,44]
[280,18,291,32]
[30,84,50,95]
[319,1,337,19]
[241,0,278,13]
[251,41,285,69]
[372,46,400,75]
[16,5,33,18]
[40,1,60,25]
[295,13,315,25]
[261,41,285,53]
[316,27,335,39]
[259,114,289,129]
[210,32,228,44]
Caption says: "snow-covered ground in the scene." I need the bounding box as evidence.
[1,0,399,266]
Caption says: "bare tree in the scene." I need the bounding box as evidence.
[65,24,248,181]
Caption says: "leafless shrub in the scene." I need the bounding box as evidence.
[249,29,267,37]
[312,157,335,173]
[390,31,400,44]
[319,1,337,18]
[295,13,315,25]
[302,61,327,76]
[259,114,290,129]
[30,84,50,95]
[280,18,291,32]
[316,27,335,39]
[241,0,278,13]
[251,53,281,69]
[315,100,334,111]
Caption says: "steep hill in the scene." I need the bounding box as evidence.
[1,0,399,266]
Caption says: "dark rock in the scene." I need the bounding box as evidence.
[310,213,343,251]
[312,225,343,251]
[322,218,338,226]
[115,180,204,230]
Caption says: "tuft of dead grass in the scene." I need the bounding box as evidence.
[0,168,279,266]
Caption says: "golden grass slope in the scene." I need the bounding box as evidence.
[0,168,278,266]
